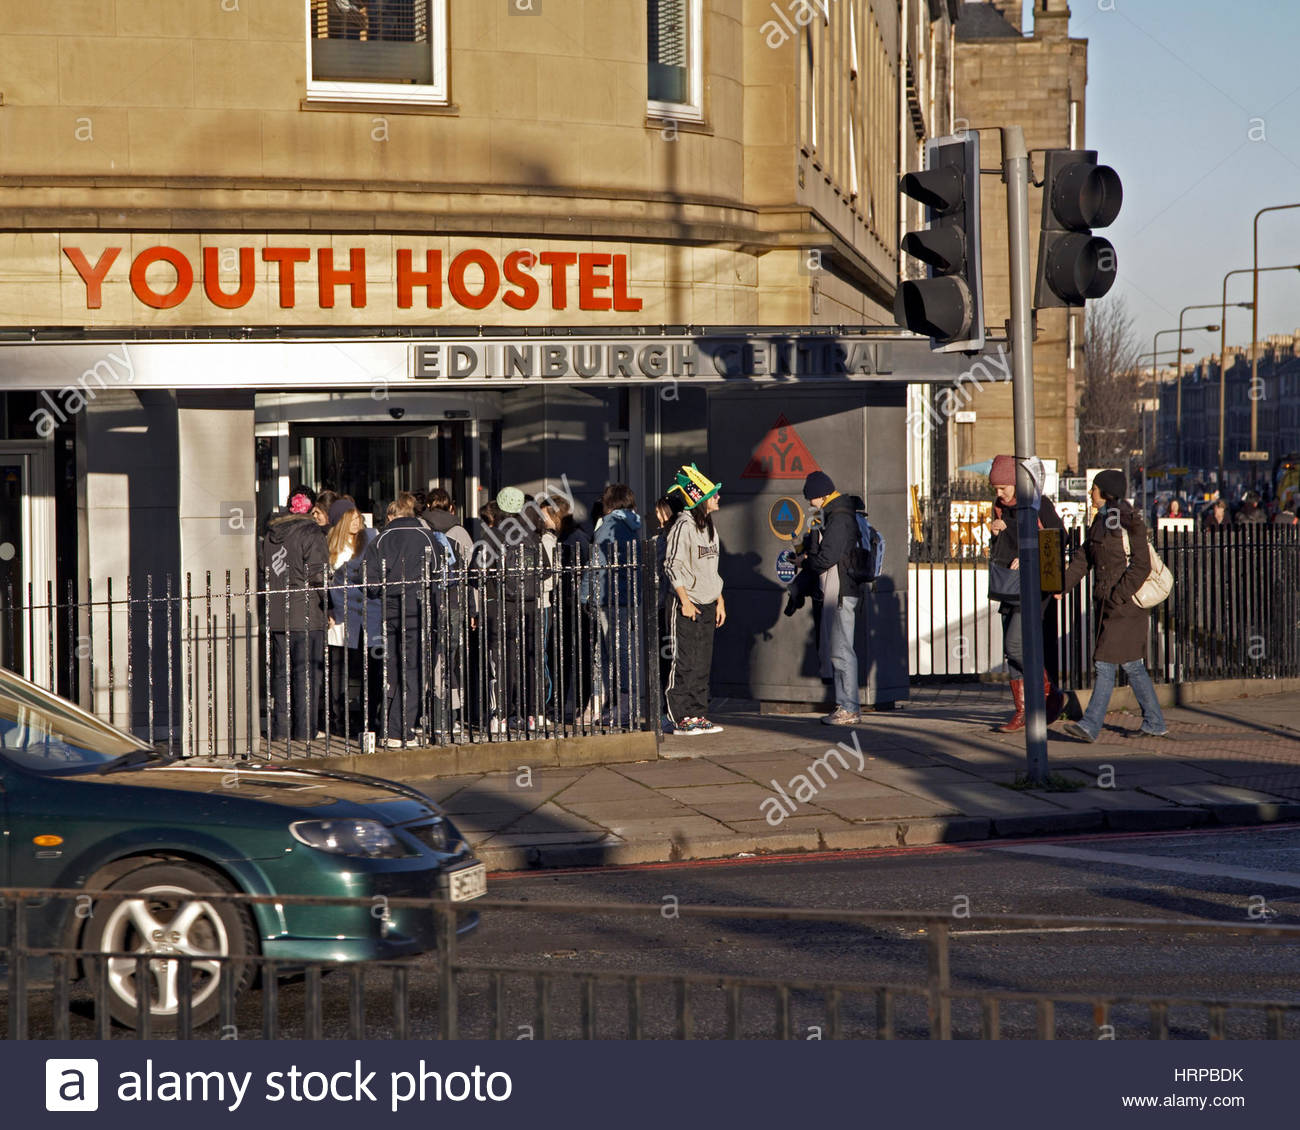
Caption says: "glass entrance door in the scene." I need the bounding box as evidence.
[290,423,467,526]
[0,443,56,681]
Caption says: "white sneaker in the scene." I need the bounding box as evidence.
[692,718,724,735]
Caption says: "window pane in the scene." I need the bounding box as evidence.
[648,0,689,104]
[310,0,433,85]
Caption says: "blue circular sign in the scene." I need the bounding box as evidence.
[776,549,798,584]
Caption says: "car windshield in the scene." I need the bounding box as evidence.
[0,665,150,772]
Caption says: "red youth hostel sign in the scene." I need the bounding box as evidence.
[62,245,644,313]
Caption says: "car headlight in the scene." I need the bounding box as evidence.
[290,819,409,859]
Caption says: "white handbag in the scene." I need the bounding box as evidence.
[1120,529,1173,609]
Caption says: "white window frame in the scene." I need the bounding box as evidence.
[647,0,705,123]
[304,0,449,106]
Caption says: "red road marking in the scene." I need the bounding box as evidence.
[487,821,1300,880]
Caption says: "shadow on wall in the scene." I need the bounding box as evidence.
[712,548,784,700]
[862,571,908,705]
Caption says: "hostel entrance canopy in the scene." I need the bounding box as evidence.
[0,330,1011,391]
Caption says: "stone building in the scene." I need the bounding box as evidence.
[952,0,1089,476]
[0,0,973,747]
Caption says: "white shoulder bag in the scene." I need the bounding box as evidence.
[1119,529,1173,609]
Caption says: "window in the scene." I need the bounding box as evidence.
[306,0,448,105]
[647,0,704,121]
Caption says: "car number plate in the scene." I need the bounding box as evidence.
[448,862,487,902]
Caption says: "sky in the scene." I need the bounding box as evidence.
[1029,0,1300,364]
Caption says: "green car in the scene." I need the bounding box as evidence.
[0,665,484,1030]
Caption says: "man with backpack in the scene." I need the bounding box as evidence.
[796,470,873,726]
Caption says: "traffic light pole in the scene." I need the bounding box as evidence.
[1003,126,1048,785]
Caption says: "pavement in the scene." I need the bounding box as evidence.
[398,683,1300,873]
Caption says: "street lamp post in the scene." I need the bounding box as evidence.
[1174,304,1223,486]
[1136,344,1193,511]
[1251,204,1300,457]
[1218,262,1300,487]
[1150,328,1205,480]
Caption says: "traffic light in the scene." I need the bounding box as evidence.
[895,133,984,353]
[1034,149,1122,308]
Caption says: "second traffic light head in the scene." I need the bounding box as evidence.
[1034,149,1123,308]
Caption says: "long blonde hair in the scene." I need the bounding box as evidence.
[327,503,365,565]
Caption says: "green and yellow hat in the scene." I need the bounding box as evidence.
[668,463,721,509]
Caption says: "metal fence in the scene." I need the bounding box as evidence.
[910,522,1300,688]
[5,888,1300,1040]
[0,544,657,759]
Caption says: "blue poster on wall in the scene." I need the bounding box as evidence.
[775,549,797,584]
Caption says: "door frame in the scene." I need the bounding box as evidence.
[0,440,56,683]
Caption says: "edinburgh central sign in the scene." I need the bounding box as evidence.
[412,337,896,382]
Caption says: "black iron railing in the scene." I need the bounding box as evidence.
[911,522,1300,687]
[0,543,658,759]
[4,888,1300,1040]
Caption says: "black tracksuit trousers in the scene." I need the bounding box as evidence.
[665,598,716,721]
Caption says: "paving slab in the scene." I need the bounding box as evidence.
[724,814,856,836]
[811,794,957,822]
[1021,788,1178,812]
[613,759,749,787]
[1138,782,1300,807]
[660,782,784,804]
[494,806,609,834]
[886,782,1071,817]
[555,797,689,821]
[597,815,737,841]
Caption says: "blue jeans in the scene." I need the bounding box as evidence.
[830,596,860,713]
[1079,659,1166,738]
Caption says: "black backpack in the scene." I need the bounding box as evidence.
[845,512,886,587]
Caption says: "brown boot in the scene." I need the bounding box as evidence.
[1044,669,1065,725]
[997,679,1026,732]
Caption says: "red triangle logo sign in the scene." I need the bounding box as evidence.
[741,413,820,479]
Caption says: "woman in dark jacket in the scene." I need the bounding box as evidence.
[986,454,1065,732]
[1060,469,1168,741]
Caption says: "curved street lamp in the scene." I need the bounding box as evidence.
[1218,261,1300,485]
[1250,204,1300,454]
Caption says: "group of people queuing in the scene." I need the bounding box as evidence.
[257,466,735,747]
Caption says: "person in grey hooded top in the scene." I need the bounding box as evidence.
[662,463,726,735]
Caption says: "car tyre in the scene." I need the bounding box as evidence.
[81,861,256,1031]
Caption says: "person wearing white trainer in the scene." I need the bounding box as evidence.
[663,464,726,736]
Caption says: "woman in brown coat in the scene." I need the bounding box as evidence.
[1059,469,1168,741]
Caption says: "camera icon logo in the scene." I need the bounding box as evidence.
[45,1059,99,1112]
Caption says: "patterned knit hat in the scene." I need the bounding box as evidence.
[496,487,525,514]
[668,463,721,509]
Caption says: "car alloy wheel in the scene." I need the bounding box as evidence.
[83,862,255,1030]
